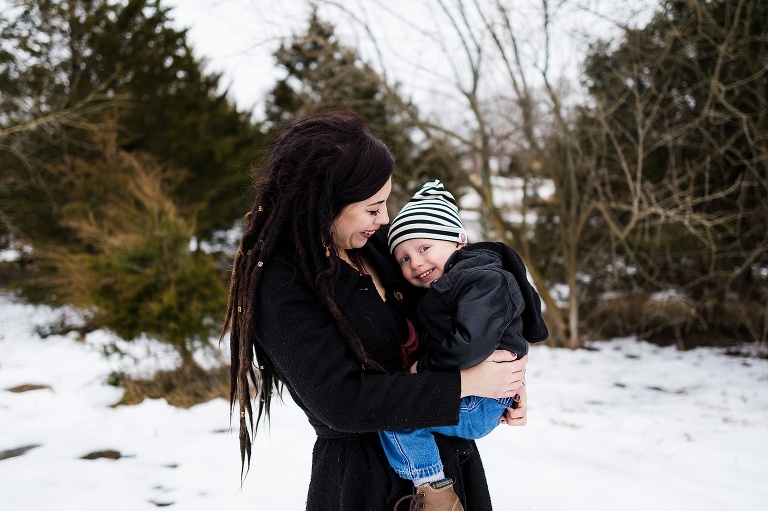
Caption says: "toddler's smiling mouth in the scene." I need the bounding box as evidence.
[417,268,435,280]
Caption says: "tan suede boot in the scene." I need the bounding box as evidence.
[394,478,465,511]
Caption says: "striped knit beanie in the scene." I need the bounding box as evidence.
[388,180,468,253]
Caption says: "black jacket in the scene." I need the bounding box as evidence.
[417,242,549,372]
[255,231,493,510]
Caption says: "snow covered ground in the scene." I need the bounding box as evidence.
[1,292,766,510]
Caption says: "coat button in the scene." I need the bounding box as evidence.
[393,291,404,302]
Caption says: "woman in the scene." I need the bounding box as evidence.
[221,109,528,510]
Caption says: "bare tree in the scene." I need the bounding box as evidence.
[313,0,648,347]
[582,0,768,352]
[307,0,767,354]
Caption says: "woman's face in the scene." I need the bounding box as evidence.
[332,177,392,252]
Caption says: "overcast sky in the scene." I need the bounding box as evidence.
[164,0,656,120]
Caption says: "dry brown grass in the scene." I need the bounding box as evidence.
[584,293,761,350]
[112,364,229,409]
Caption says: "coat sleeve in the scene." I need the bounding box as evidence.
[418,269,513,372]
[256,257,461,434]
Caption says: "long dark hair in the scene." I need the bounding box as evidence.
[221,109,394,473]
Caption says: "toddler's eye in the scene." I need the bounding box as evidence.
[419,246,430,253]
[400,255,410,264]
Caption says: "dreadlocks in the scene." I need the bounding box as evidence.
[220,109,395,474]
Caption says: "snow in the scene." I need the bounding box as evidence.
[1,293,767,510]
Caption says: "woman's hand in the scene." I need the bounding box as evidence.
[459,351,527,399]
[499,378,527,426]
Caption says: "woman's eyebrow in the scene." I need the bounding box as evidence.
[367,199,386,206]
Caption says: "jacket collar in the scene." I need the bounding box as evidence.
[444,241,503,272]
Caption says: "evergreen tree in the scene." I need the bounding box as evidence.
[0,0,263,249]
[39,139,228,366]
[1,0,252,364]
[0,0,113,246]
[264,12,459,207]
[83,0,264,236]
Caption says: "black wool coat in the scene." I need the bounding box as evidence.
[256,231,494,510]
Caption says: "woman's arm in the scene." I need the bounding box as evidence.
[459,351,527,398]
[257,257,462,433]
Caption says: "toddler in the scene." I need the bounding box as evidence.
[381,180,548,509]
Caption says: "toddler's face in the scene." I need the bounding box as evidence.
[393,238,464,288]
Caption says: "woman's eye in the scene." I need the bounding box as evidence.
[368,210,380,217]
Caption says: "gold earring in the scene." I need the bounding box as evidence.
[324,243,331,257]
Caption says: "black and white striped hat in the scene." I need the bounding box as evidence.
[387,180,468,253]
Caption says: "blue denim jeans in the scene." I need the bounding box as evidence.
[379,396,516,481]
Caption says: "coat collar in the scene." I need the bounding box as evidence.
[332,227,408,303]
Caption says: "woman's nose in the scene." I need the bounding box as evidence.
[376,210,389,225]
